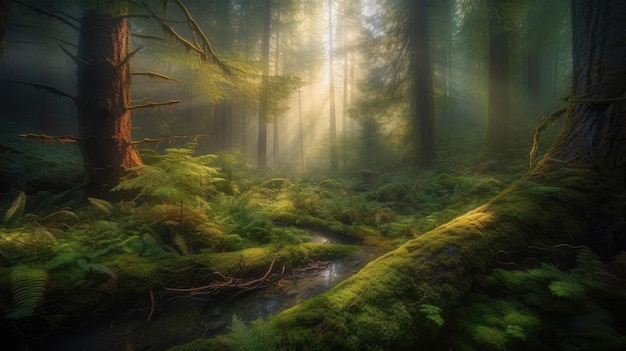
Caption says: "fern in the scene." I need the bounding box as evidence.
[419,304,445,328]
[172,234,190,255]
[3,191,26,226]
[88,197,113,215]
[574,247,608,281]
[229,315,279,351]
[46,252,82,271]
[548,280,587,300]
[8,265,49,319]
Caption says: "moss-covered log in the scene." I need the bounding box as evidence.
[201,167,606,350]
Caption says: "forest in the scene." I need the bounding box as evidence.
[0,0,625,350]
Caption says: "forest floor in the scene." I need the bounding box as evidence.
[2,119,625,350]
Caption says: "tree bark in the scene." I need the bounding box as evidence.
[247,1,626,349]
[76,7,142,199]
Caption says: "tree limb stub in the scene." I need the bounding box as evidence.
[117,46,143,68]
[8,79,77,102]
[126,99,181,111]
[132,71,181,82]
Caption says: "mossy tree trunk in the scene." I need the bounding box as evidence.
[253,1,626,349]
[76,6,142,199]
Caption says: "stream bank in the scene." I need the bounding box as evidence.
[27,228,381,351]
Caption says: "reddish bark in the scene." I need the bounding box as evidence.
[76,8,142,199]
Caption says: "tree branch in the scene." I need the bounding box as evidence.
[7,79,77,102]
[132,134,208,146]
[131,32,166,41]
[59,45,90,66]
[132,71,182,82]
[18,133,80,144]
[13,0,80,31]
[127,100,181,111]
[117,46,143,68]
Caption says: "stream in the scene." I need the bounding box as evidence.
[36,228,381,351]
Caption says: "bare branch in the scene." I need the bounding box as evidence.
[117,46,143,68]
[171,0,233,75]
[142,1,240,79]
[127,100,181,111]
[13,0,80,31]
[59,45,90,66]
[55,38,77,49]
[19,133,80,144]
[132,33,166,41]
[132,134,208,146]
[8,79,77,102]
[132,71,182,82]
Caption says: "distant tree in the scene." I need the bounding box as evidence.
[328,0,338,171]
[408,0,435,166]
[257,0,271,169]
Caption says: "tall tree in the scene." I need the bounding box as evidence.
[76,4,142,199]
[408,0,435,166]
[257,0,271,169]
[327,0,338,171]
[234,0,626,349]
[485,27,511,152]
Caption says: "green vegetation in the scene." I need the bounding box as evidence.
[2,129,625,351]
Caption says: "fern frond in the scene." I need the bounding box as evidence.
[419,304,445,328]
[574,247,607,280]
[173,234,189,255]
[548,280,587,300]
[46,252,81,271]
[4,191,26,226]
[8,265,48,319]
[40,210,80,226]
[88,197,113,215]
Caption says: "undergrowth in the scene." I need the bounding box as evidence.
[447,248,626,350]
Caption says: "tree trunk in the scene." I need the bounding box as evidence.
[409,0,435,167]
[76,7,142,199]
[486,29,511,153]
[0,0,11,65]
[249,1,626,349]
[257,0,271,169]
[328,0,338,171]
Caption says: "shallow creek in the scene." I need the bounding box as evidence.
[40,228,381,351]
